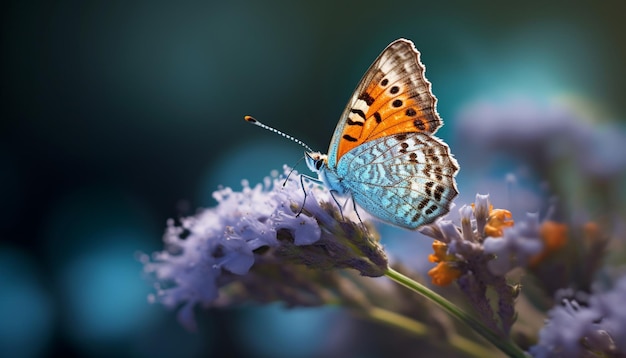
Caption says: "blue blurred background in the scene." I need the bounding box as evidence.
[2,0,625,357]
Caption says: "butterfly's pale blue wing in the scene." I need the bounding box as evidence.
[314,38,457,229]
[335,132,458,228]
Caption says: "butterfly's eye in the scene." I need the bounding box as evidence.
[315,159,323,170]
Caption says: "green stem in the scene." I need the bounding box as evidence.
[384,267,526,358]
[366,306,498,357]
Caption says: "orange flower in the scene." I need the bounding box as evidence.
[428,241,461,286]
[484,209,514,237]
[429,240,449,263]
[529,220,568,267]
[428,262,462,286]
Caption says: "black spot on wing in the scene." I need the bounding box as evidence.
[434,185,444,201]
[424,204,438,216]
[422,163,432,177]
[349,109,366,120]
[417,197,429,210]
[435,167,443,181]
[425,181,434,196]
[374,112,382,123]
[359,92,375,106]
[414,119,426,131]
[347,118,364,126]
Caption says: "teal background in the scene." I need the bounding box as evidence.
[2,1,625,357]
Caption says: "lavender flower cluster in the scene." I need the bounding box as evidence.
[141,167,387,330]
[455,99,626,179]
[420,194,543,337]
[530,278,626,356]
[418,190,626,355]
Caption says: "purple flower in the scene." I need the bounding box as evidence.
[420,194,519,336]
[483,213,543,276]
[141,167,387,330]
[455,99,626,178]
[588,278,626,352]
[530,276,626,357]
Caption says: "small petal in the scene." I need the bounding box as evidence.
[484,209,514,237]
[530,221,568,267]
[459,205,476,243]
[418,224,447,242]
[474,193,491,232]
[272,211,321,246]
[428,262,462,286]
[219,237,255,275]
[483,236,507,253]
[438,220,464,243]
[428,241,449,263]
[459,205,474,223]
[177,302,198,332]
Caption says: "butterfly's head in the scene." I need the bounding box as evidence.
[304,151,327,173]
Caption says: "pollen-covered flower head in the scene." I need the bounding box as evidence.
[140,167,387,330]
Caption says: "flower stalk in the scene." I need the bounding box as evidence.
[384,267,526,358]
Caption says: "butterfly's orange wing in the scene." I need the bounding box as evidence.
[328,39,442,168]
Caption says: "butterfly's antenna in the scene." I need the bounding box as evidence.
[244,116,314,153]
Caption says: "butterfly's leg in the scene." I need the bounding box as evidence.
[349,195,370,233]
[296,174,308,217]
[296,174,322,217]
[329,190,345,220]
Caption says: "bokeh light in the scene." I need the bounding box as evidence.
[0,247,53,358]
[235,305,340,358]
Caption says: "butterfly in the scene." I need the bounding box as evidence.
[247,38,458,229]
[303,38,458,229]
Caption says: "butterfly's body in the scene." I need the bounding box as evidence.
[305,39,458,229]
